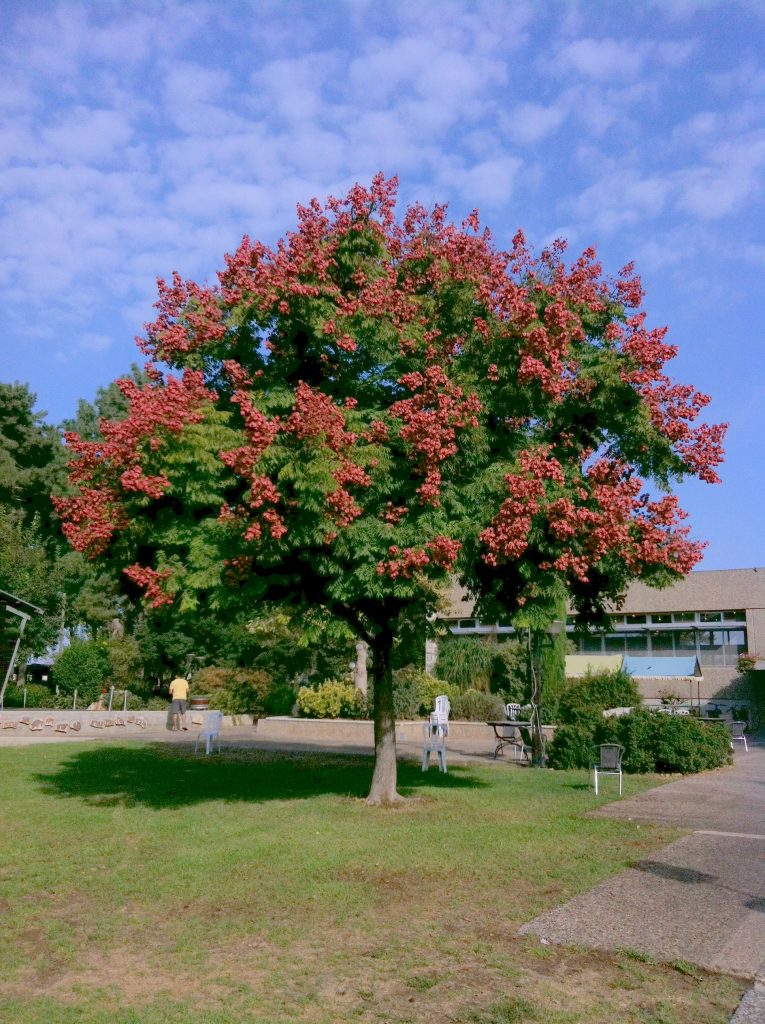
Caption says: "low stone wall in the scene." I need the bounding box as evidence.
[0,708,256,739]
[256,716,555,747]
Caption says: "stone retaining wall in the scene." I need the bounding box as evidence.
[256,716,555,746]
[0,708,256,739]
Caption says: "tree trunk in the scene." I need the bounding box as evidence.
[353,640,368,696]
[366,628,403,805]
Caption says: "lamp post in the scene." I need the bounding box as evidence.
[529,620,565,768]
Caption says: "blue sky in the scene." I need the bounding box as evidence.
[1,0,763,569]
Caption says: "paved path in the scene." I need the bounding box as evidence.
[520,740,765,1019]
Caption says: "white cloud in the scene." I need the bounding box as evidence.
[553,35,696,82]
[674,134,765,219]
[79,333,113,352]
[438,155,522,208]
[499,100,567,145]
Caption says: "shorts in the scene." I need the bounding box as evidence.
[171,699,188,714]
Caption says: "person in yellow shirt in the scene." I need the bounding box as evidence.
[169,675,189,731]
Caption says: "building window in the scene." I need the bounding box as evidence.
[675,629,698,652]
[672,612,695,623]
[723,610,745,622]
[625,633,648,654]
[581,633,603,654]
[651,631,675,654]
[700,612,722,623]
[458,619,476,630]
[650,613,672,624]
[626,614,647,624]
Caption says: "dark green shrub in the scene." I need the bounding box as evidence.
[489,641,528,701]
[2,683,55,708]
[645,715,730,773]
[50,640,109,706]
[195,667,273,716]
[549,707,731,775]
[365,670,457,719]
[435,638,496,692]
[450,688,507,722]
[546,723,598,770]
[603,711,655,774]
[263,683,296,716]
[558,669,641,724]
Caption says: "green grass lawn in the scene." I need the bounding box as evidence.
[0,742,744,1023]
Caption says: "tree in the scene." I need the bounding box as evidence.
[0,382,67,540]
[0,505,62,661]
[62,365,148,443]
[56,176,724,804]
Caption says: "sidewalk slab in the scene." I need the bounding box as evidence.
[519,830,765,978]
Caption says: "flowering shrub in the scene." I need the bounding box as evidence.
[738,652,760,672]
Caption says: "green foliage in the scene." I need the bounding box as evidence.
[640,713,731,774]
[0,381,66,539]
[548,709,731,773]
[1,683,56,709]
[409,670,457,716]
[451,688,507,722]
[557,669,641,724]
[104,634,143,690]
[245,607,356,686]
[540,607,568,705]
[195,666,274,716]
[50,639,109,705]
[435,638,497,692]
[489,640,528,701]
[0,505,63,659]
[296,680,364,719]
[365,668,457,719]
[546,723,599,770]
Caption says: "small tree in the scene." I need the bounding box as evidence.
[50,639,109,706]
[56,177,724,803]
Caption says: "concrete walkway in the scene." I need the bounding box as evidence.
[520,741,765,1020]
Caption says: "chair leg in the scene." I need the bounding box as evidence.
[593,767,598,796]
[743,737,748,752]
[618,770,622,796]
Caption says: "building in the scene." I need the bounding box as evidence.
[433,568,765,702]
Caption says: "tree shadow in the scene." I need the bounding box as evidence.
[635,861,716,884]
[34,743,486,809]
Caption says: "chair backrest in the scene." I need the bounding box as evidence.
[599,743,624,770]
[205,710,224,734]
[506,703,521,720]
[434,695,450,720]
[728,720,747,738]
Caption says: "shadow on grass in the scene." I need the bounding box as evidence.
[34,743,486,809]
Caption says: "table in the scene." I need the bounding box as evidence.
[487,720,532,761]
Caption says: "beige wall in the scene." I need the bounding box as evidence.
[439,568,765,623]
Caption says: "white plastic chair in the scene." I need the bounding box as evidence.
[195,711,223,755]
[423,695,450,772]
[728,721,748,752]
[593,743,624,796]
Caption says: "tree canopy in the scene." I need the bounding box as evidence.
[56,175,725,802]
